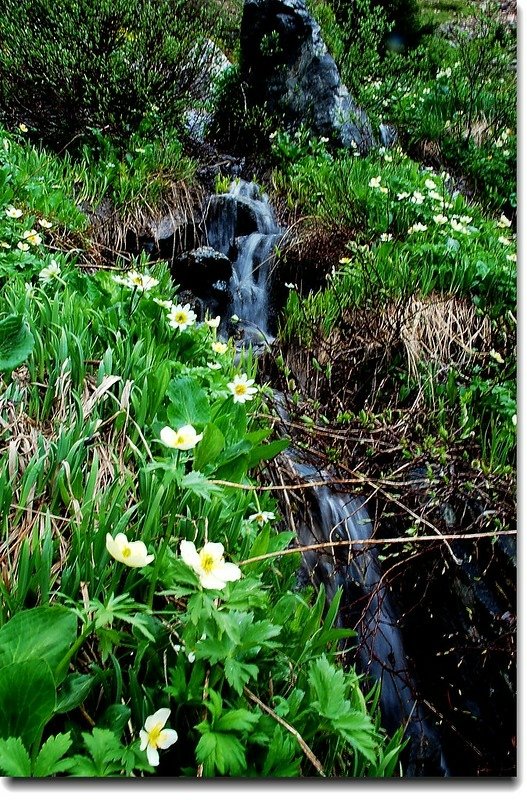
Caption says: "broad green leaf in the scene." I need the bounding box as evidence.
[0,605,78,680]
[215,708,258,734]
[167,376,210,428]
[0,660,56,748]
[55,673,97,714]
[247,438,289,468]
[193,423,225,471]
[32,733,73,777]
[0,737,31,777]
[0,314,35,372]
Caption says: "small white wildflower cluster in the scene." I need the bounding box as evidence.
[494,128,513,157]
[436,67,452,80]
[368,175,388,194]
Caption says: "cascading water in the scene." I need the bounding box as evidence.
[203,182,446,775]
[205,180,283,344]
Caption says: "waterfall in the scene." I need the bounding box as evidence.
[205,179,283,343]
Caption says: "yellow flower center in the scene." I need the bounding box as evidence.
[147,723,164,748]
[234,384,246,396]
[122,546,131,558]
[200,553,215,573]
[175,312,187,324]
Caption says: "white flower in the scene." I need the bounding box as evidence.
[248,511,276,526]
[489,349,504,364]
[459,215,472,225]
[506,253,516,262]
[38,260,62,282]
[160,424,203,450]
[38,218,53,229]
[168,303,197,331]
[207,362,222,370]
[230,314,240,323]
[411,191,425,205]
[227,373,258,404]
[0,241,10,249]
[397,191,410,201]
[424,179,436,190]
[106,533,154,568]
[408,222,428,234]
[284,282,298,289]
[451,219,467,233]
[368,176,382,188]
[127,270,159,292]
[17,242,30,252]
[380,233,393,241]
[18,123,28,132]
[22,229,42,246]
[433,214,448,225]
[153,297,174,309]
[5,205,23,218]
[379,186,388,194]
[497,214,512,228]
[139,708,178,767]
[205,315,221,329]
[498,236,511,246]
[180,540,241,590]
[211,341,228,355]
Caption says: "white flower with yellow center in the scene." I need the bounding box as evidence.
[22,229,42,246]
[205,315,221,329]
[17,242,30,252]
[227,373,258,404]
[411,191,425,205]
[38,218,53,229]
[497,214,512,229]
[248,510,276,526]
[106,533,154,568]
[506,253,516,262]
[139,708,178,767]
[498,236,511,246]
[368,176,382,189]
[211,341,228,355]
[180,540,241,590]
[489,349,504,364]
[168,303,197,331]
[127,270,159,292]
[18,123,28,132]
[38,260,61,283]
[160,424,203,450]
[5,205,23,219]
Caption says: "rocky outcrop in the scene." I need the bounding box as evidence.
[240,0,376,152]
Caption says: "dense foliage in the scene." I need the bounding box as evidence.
[0,0,516,780]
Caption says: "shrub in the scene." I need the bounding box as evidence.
[0,0,229,149]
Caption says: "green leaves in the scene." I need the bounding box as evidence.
[308,656,379,763]
[167,376,210,428]
[0,737,32,777]
[195,689,259,776]
[0,314,34,371]
[0,659,56,747]
[0,605,78,680]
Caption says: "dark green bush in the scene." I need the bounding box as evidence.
[0,0,229,149]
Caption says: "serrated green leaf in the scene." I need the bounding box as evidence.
[0,314,35,372]
[195,730,247,776]
[0,737,31,777]
[32,733,73,777]
[215,708,258,734]
[180,470,222,500]
[224,657,258,694]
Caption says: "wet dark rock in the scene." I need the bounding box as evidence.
[240,0,376,152]
[172,246,232,293]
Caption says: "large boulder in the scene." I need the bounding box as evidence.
[240,0,376,152]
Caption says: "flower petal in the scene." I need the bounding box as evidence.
[214,561,242,583]
[180,540,201,572]
[157,728,178,749]
[160,426,178,448]
[144,707,171,732]
[201,541,224,561]
[146,744,160,767]
[139,730,149,751]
